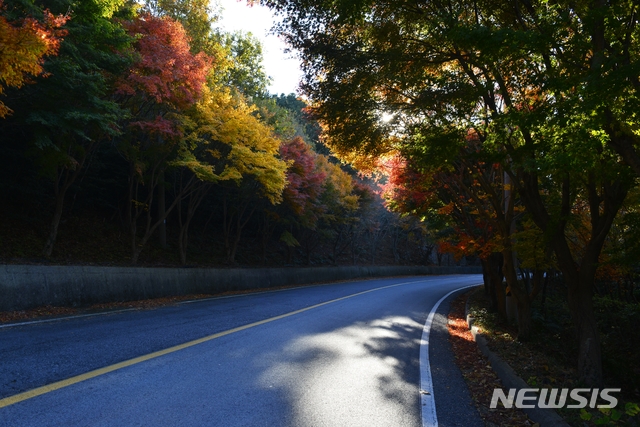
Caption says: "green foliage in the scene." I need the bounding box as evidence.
[216,31,271,99]
[279,230,299,247]
[580,404,640,426]
[593,296,640,391]
[512,219,555,271]
[264,0,640,385]
[16,0,132,149]
[254,96,298,140]
[626,402,640,417]
[274,93,323,151]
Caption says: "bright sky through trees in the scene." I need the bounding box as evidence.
[216,0,302,95]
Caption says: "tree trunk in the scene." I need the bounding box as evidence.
[261,213,272,265]
[177,182,209,265]
[157,171,167,249]
[351,231,357,265]
[43,149,92,257]
[511,165,628,385]
[331,228,344,265]
[42,189,67,257]
[481,253,506,318]
[392,227,400,264]
[503,247,532,341]
[129,172,195,265]
[481,259,492,295]
[226,203,255,264]
[178,223,189,265]
[568,274,602,387]
[228,229,240,264]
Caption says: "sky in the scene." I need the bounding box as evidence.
[215,0,303,96]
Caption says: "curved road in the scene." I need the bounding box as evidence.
[0,275,483,426]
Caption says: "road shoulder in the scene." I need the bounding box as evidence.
[429,290,485,427]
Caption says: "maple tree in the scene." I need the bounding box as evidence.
[279,137,327,263]
[141,0,218,55]
[0,1,432,273]
[280,136,325,225]
[250,96,359,263]
[314,155,360,263]
[184,85,286,264]
[278,137,373,264]
[0,1,67,117]
[115,12,212,264]
[383,150,509,320]
[116,13,211,113]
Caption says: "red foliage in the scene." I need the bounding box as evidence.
[280,136,326,222]
[117,14,211,110]
[352,179,376,204]
[128,114,179,138]
[381,155,437,215]
[438,226,496,261]
[382,151,501,261]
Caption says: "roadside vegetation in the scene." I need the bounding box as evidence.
[467,284,640,426]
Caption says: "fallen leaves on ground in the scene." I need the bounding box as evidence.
[448,291,534,427]
[0,278,364,324]
[0,294,210,324]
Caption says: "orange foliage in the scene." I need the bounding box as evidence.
[438,226,497,261]
[117,13,212,110]
[0,1,68,116]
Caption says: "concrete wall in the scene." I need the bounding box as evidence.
[0,264,482,312]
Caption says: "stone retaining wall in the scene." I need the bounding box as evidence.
[0,264,482,311]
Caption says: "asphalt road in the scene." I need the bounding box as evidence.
[0,274,483,426]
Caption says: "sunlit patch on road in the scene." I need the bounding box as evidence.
[258,316,423,427]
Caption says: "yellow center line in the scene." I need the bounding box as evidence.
[0,279,428,409]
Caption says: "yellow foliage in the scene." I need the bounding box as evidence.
[315,155,359,211]
[512,219,555,270]
[437,202,454,215]
[176,84,287,204]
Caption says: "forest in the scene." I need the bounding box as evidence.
[260,0,640,392]
[0,0,445,269]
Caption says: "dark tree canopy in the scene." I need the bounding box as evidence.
[262,0,640,386]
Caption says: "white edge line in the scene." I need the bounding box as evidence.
[420,283,481,427]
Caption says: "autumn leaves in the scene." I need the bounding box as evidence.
[0,0,374,267]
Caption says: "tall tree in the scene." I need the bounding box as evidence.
[264,0,637,385]
[115,12,211,264]
[315,155,359,263]
[279,136,326,263]
[1,0,133,257]
[172,83,287,264]
[187,85,287,263]
[217,31,271,99]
